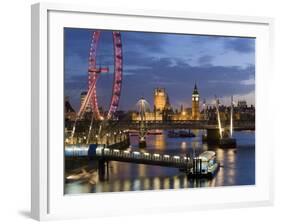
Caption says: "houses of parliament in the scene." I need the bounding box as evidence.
[131,84,201,121]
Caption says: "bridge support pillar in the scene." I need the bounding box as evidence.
[98,160,109,181]
[203,128,237,148]
[139,136,146,148]
[203,128,220,144]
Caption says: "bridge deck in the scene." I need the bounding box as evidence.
[91,145,192,170]
[66,120,255,133]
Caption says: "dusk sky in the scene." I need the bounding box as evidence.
[64,28,255,112]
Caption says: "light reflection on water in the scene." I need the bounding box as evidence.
[65,130,255,194]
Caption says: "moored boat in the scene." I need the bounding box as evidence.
[168,130,196,138]
[188,151,219,178]
[178,130,196,138]
[167,130,179,138]
[147,130,163,135]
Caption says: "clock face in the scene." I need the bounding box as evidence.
[193,95,199,101]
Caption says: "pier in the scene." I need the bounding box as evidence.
[88,144,192,171]
[86,145,220,180]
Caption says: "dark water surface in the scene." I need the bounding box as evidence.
[65,130,255,194]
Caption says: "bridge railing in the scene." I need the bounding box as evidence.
[94,146,192,168]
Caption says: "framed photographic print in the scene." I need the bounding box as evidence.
[31,2,274,221]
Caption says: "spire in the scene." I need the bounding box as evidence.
[193,82,199,95]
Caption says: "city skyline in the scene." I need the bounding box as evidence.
[65,28,255,111]
[67,86,254,114]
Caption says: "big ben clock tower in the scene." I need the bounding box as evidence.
[192,83,200,120]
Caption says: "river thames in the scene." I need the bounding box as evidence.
[64,130,255,194]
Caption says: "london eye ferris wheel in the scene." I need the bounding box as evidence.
[77,30,123,121]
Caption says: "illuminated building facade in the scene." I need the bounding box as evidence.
[154,88,168,112]
[132,88,171,121]
[131,112,163,121]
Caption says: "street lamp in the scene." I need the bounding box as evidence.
[114,132,117,143]
[106,133,109,145]
[95,134,98,144]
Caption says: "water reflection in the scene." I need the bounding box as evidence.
[65,130,255,194]
[154,134,166,150]
[180,141,187,150]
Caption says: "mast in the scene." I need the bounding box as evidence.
[230,96,233,138]
[203,99,207,120]
[215,96,222,139]
[139,98,147,144]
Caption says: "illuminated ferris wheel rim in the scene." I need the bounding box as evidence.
[88,31,123,120]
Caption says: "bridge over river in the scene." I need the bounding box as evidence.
[117,120,255,131]
[67,120,255,134]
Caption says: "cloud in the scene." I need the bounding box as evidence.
[240,75,255,86]
[219,91,255,106]
[197,55,213,65]
[224,38,255,53]
[118,58,255,110]
[64,29,255,111]
[64,28,92,59]
[123,31,166,54]
[64,53,88,78]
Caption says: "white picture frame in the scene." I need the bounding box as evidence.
[31,2,274,221]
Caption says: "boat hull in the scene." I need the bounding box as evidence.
[187,162,220,179]
[219,138,237,148]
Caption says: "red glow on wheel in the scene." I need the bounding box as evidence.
[88,31,123,120]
